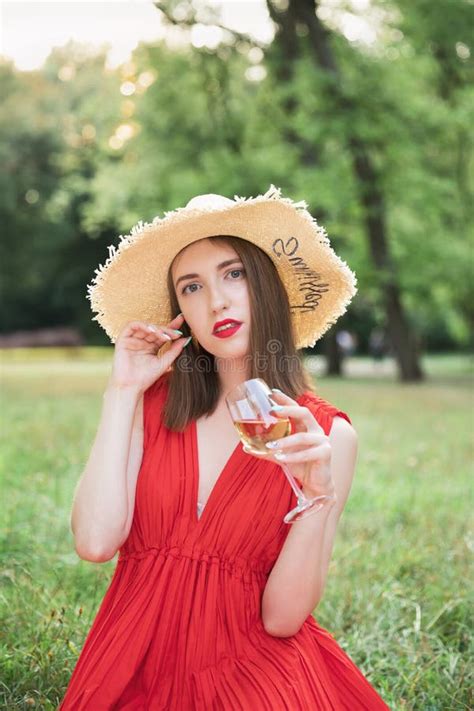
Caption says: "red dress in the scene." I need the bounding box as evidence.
[59,373,391,710]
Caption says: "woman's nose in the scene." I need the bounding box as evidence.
[209,285,230,313]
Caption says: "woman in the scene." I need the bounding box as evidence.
[60,186,391,709]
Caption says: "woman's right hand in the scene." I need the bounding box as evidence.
[107,314,188,394]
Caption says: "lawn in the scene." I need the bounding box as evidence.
[0,350,472,709]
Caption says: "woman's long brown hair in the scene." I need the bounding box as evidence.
[162,235,317,431]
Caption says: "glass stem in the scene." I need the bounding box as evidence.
[279,462,307,505]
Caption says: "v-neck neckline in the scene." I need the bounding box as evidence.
[190,417,243,526]
[187,390,316,527]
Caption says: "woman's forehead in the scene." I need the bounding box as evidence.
[171,238,239,273]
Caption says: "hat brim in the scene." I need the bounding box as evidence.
[87,189,357,348]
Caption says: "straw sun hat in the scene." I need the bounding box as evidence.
[86,184,358,349]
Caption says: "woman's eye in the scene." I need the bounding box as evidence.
[181,268,245,295]
[228,268,245,279]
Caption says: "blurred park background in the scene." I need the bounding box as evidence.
[0,0,472,708]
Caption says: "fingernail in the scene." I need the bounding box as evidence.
[274,452,286,460]
[271,388,283,393]
[161,333,172,341]
[266,441,279,448]
[183,336,192,347]
[147,325,158,332]
[172,329,183,335]
[176,312,183,318]
[270,405,284,411]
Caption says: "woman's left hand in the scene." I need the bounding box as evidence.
[244,389,335,501]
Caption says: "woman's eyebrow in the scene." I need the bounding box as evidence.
[175,258,242,288]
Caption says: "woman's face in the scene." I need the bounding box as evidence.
[171,239,251,360]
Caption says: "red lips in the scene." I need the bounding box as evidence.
[212,318,243,334]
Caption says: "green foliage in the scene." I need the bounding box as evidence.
[0,1,472,350]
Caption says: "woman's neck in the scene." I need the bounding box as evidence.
[216,360,251,399]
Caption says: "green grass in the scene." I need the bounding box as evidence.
[0,350,472,709]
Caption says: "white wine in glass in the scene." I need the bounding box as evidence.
[233,416,292,455]
[225,378,333,523]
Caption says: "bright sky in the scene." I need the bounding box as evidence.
[0,0,394,72]
[0,0,275,71]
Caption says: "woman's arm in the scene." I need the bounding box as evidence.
[261,417,358,637]
[70,382,143,562]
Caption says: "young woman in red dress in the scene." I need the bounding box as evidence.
[60,187,391,709]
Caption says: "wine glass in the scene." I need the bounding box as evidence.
[225,378,333,523]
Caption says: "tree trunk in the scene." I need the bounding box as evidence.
[323,329,343,376]
[348,135,424,380]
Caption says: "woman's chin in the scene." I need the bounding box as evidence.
[210,338,249,361]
